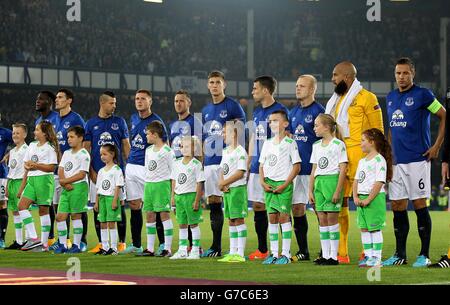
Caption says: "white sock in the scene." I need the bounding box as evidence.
[281,222,292,257]
[179,228,188,252]
[40,214,51,247]
[229,225,238,255]
[236,224,247,257]
[25,225,30,240]
[328,224,340,260]
[57,221,68,247]
[146,222,156,252]
[371,231,383,259]
[101,228,109,250]
[72,219,83,247]
[361,231,372,258]
[269,223,279,258]
[162,219,173,252]
[13,215,24,244]
[19,210,37,239]
[319,226,331,259]
[191,226,201,252]
[110,228,118,251]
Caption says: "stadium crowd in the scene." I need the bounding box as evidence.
[0,0,442,81]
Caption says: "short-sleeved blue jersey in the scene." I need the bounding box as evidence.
[250,101,289,174]
[387,84,437,164]
[289,102,325,175]
[202,97,246,166]
[169,114,203,158]
[56,111,86,153]
[127,112,168,166]
[84,115,129,173]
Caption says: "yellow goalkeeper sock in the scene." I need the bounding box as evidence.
[338,206,349,257]
[447,246,450,257]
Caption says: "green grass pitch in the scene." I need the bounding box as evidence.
[0,209,449,285]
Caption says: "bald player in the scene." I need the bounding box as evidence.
[289,75,324,261]
[325,61,384,264]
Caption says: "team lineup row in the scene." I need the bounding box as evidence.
[0,58,449,269]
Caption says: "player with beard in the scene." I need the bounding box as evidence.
[325,62,383,264]
[169,90,203,252]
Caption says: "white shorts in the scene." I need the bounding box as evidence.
[204,165,223,198]
[247,173,265,204]
[0,178,7,201]
[53,175,62,205]
[125,163,145,201]
[389,161,431,201]
[89,179,126,203]
[293,175,310,205]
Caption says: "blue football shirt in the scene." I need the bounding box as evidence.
[250,101,290,174]
[202,97,246,166]
[56,111,86,153]
[127,112,168,166]
[289,101,325,175]
[84,115,129,173]
[387,84,437,164]
[169,113,203,158]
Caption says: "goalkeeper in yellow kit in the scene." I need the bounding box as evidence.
[325,61,384,263]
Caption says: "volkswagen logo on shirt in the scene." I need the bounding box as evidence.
[148,160,157,171]
[268,154,277,167]
[10,159,17,169]
[358,171,366,183]
[223,163,230,175]
[102,180,111,190]
[178,173,187,185]
[318,157,328,169]
[31,155,39,162]
[65,161,73,172]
